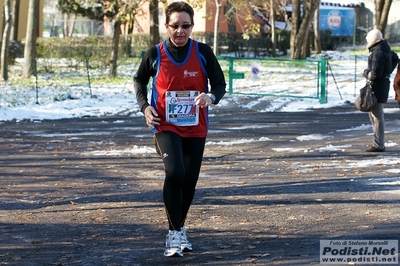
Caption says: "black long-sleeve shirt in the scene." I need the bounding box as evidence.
[134,38,226,113]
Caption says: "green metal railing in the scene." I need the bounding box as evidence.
[217,56,327,104]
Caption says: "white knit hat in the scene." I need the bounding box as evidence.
[366,29,383,47]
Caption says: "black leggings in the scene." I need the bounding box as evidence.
[154,131,206,231]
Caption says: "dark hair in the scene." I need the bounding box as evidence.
[165,1,194,24]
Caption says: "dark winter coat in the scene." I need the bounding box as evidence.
[362,40,398,103]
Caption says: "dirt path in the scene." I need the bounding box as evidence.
[1,97,400,265]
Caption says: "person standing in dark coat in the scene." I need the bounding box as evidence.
[360,29,398,152]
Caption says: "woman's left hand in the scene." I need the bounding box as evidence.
[195,93,212,108]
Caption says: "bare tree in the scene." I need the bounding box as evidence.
[374,0,393,35]
[1,0,11,80]
[23,0,39,78]
[149,0,160,46]
[213,0,221,55]
[109,20,121,78]
[314,3,321,54]
[290,0,320,59]
[10,0,20,41]
[270,0,276,57]
[191,0,246,55]
[58,0,141,78]
[63,13,76,37]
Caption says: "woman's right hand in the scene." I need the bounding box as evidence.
[144,106,161,128]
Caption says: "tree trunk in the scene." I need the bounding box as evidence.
[213,0,221,55]
[290,0,300,59]
[149,0,159,46]
[290,0,320,59]
[63,13,68,37]
[63,13,76,37]
[314,4,321,54]
[10,0,19,41]
[374,0,393,35]
[68,13,76,37]
[225,1,237,53]
[23,0,39,78]
[109,20,121,79]
[1,0,11,81]
[270,0,276,57]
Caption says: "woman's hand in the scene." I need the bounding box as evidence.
[195,93,212,108]
[144,106,161,128]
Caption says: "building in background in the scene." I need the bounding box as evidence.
[0,0,398,44]
[326,0,400,43]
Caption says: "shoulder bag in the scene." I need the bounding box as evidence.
[355,83,377,112]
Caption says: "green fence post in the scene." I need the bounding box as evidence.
[228,58,234,94]
[227,57,245,94]
[85,56,92,98]
[319,58,327,104]
[34,59,39,104]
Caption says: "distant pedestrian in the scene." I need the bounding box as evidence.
[360,29,398,152]
[133,1,226,257]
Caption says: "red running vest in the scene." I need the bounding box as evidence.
[151,40,209,138]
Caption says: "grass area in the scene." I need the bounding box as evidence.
[4,57,139,88]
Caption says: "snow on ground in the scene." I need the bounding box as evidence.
[0,50,394,121]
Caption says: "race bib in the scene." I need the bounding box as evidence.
[165,91,199,126]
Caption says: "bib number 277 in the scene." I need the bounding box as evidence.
[165,91,199,126]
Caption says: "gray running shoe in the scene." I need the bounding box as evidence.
[164,230,183,257]
[180,227,193,252]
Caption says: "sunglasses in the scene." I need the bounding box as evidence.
[167,24,192,30]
